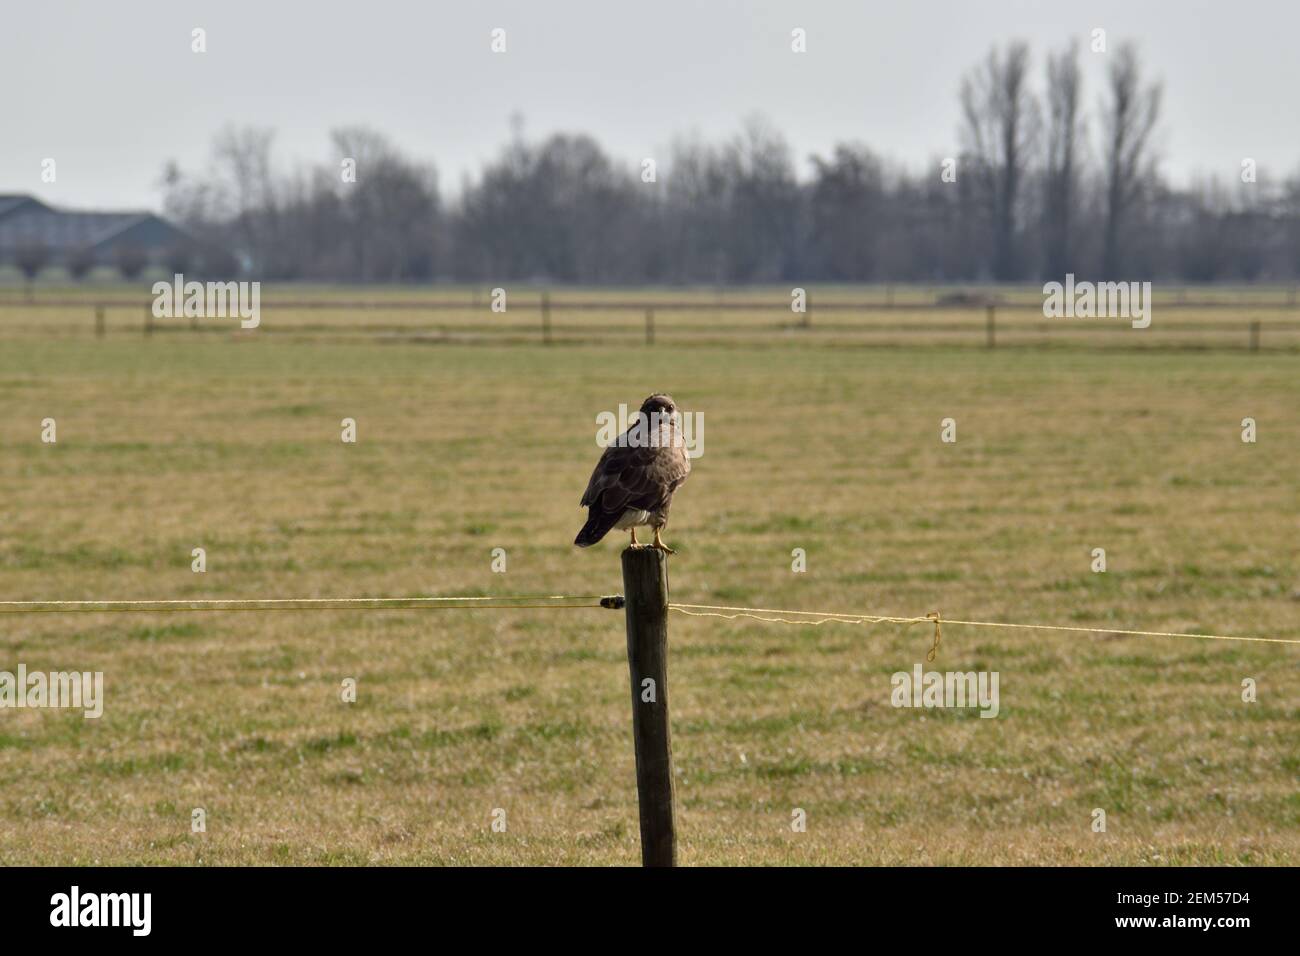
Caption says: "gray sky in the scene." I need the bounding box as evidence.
[3,0,1298,211]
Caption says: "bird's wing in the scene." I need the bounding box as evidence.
[580,440,689,516]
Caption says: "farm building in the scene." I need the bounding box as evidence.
[0,193,195,275]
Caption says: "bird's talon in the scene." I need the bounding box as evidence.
[651,531,676,554]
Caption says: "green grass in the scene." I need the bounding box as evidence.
[0,316,1296,865]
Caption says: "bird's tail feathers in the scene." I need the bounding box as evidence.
[574,510,622,548]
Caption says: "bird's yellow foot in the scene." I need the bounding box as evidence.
[651,530,676,554]
[629,529,645,548]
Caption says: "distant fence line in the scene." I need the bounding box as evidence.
[3,293,1300,311]
[1,293,1298,350]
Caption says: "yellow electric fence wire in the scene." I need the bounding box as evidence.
[667,603,1299,650]
[1,594,1292,651]
[934,616,1297,647]
[0,595,613,614]
[667,604,943,659]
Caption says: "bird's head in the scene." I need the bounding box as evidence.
[640,393,679,428]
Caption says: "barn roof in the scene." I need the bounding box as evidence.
[0,194,51,220]
[0,194,189,252]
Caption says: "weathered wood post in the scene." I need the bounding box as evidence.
[985,304,996,349]
[94,305,105,339]
[620,546,677,867]
[541,292,552,345]
[1249,320,1261,353]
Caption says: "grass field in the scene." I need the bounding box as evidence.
[0,294,1297,865]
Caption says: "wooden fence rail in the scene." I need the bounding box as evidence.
[2,297,1299,352]
[4,292,1300,312]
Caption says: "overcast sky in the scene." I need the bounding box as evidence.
[3,0,1298,211]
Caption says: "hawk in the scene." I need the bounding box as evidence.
[574,393,691,553]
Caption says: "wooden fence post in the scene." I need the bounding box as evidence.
[985,304,996,348]
[1249,320,1261,353]
[645,308,654,346]
[541,292,552,345]
[620,547,677,867]
[94,305,105,339]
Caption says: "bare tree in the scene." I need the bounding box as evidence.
[960,41,1039,280]
[660,134,731,283]
[15,241,50,279]
[15,241,50,300]
[723,116,801,281]
[211,125,281,273]
[115,245,148,279]
[1042,44,1084,278]
[808,144,886,279]
[67,245,96,280]
[331,126,394,280]
[155,76,1296,285]
[455,128,641,283]
[1100,43,1161,277]
[1287,170,1300,279]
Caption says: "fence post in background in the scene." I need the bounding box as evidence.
[541,292,551,345]
[985,304,996,349]
[620,547,677,867]
[1249,320,1261,353]
[94,306,105,339]
[645,308,654,346]
[143,304,153,338]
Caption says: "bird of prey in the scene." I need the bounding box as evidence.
[575,393,691,553]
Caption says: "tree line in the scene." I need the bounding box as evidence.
[159,41,1300,285]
